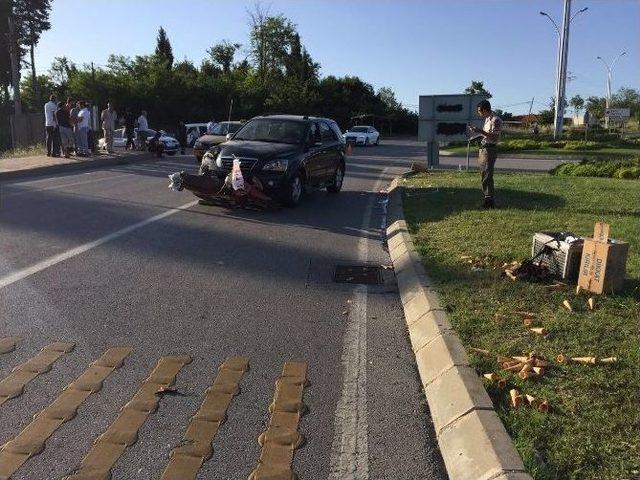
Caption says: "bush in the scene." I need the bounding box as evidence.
[499,139,547,151]
[551,158,640,179]
[562,141,602,150]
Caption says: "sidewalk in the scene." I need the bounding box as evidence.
[0,150,151,181]
[437,154,578,172]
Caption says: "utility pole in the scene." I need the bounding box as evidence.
[553,0,571,140]
[7,14,22,115]
[597,52,626,128]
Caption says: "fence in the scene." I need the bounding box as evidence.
[8,112,44,148]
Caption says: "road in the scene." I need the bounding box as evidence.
[0,140,450,479]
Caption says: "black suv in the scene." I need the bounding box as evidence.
[199,115,345,206]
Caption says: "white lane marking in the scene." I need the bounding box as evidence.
[329,167,389,479]
[2,173,134,199]
[0,200,198,290]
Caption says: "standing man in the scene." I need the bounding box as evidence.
[136,110,149,149]
[470,100,502,209]
[69,99,80,154]
[44,94,58,156]
[177,120,187,155]
[206,118,216,134]
[101,102,118,153]
[124,109,136,150]
[76,102,91,156]
[55,101,74,158]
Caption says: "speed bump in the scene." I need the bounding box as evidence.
[161,356,249,480]
[66,355,192,480]
[249,362,308,480]
[0,337,20,355]
[0,347,131,479]
[0,342,75,407]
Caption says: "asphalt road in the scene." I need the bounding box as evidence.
[0,140,450,480]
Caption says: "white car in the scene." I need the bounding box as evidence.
[343,125,380,146]
[185,123,208,147]
[99,128,180,155]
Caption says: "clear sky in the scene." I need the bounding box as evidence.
[32,0,639,114]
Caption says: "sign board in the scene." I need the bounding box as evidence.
[418,94,489,143]
[605,108,630,120]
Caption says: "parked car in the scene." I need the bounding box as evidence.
[193,121,244,162]
[343,125,380,146]
[99,128,180,155]
[199,115,345,207]
[185,123,208,147]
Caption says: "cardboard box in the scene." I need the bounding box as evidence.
[578,223,629,294]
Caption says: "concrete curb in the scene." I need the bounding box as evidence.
[386,176,532,480]
[0,152,152,181]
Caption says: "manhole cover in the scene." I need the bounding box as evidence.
[334,265,383,285]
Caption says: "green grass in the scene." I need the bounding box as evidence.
[0,143,45,159]
[402,172,640,480]
[442,144,640,158]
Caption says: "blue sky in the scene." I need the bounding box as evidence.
[32,0,639,114]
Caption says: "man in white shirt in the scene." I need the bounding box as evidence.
[77,102,92,156]
[136,110,149,149]
[101,102,118,153]
[206,118,216,134]
[470,99,502,209]
[44,94,59,156]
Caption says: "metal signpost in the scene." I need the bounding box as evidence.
[418,94,488,168]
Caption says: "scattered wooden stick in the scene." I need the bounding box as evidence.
[470,347,492,356]
[504,362,525,372]
[571,356,597,365]
[525,394,540,408]
[533,358,551,368]
[510,389,523,408]
[599,357,617,364]
[537,400,550,413]
[575,285,581,294]
[556,354,569,364]
[514,311,538,318]
[497,355,515,364]
[523,318,535,327]
[562,299,573,312]
[532,366,545,376]
[588,297,596,310]
[483,373,507,388]
[529,327,548,336]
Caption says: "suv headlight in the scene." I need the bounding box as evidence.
[262,159,289,172]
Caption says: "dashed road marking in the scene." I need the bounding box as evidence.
[0,342,75,407]
[161,357,249,480]
[0,337,20,355]
[65,355,192,480]
[249,362,308,480]
[0,347,131,479]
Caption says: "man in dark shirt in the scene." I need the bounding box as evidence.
[55,102,74,158]
[124,109,136,150]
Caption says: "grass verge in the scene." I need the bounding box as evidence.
[0,144,46,159]
[402,171,639,480]
[442,145,640,158]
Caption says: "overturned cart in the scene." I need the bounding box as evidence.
[168,153,276,209]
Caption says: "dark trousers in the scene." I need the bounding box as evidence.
[478,145,497,199]
[125,132,135,150]
[46,126,58,156]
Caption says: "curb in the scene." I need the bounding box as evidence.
[0,152,152,181]
[386,176,532,480]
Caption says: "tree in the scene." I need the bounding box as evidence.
[154,26,173,69]
[538,109,554,125]
[464,80,492,98]
[378,87,401,112]
[49,56,77,85]
[13,0,52,107]
[586,96,606,120]
[569,94,584,117]
[207,40,241,74]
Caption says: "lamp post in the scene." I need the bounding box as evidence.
[540,4,588,139]
[597,51,627,127]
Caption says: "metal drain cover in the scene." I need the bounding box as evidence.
[334,265,383,285]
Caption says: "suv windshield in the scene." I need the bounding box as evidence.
[234,119,305,144]
[210,123,235,135]
[349,126,369,133]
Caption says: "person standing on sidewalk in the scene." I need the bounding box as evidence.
[136,110,149,149]
[69,100,80,154]
[101,102,118,153]
[55,102,74,158]
[76,102,92,156]
[470,99,502,209]
[177,120,187,155]
[44,94,58,157]
[124,109,136,150]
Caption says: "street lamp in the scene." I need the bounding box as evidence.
[597,52,627,108]
[539,4,588,139]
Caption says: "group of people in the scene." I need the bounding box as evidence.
[44,95,152,157]
[44,95,93,158]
